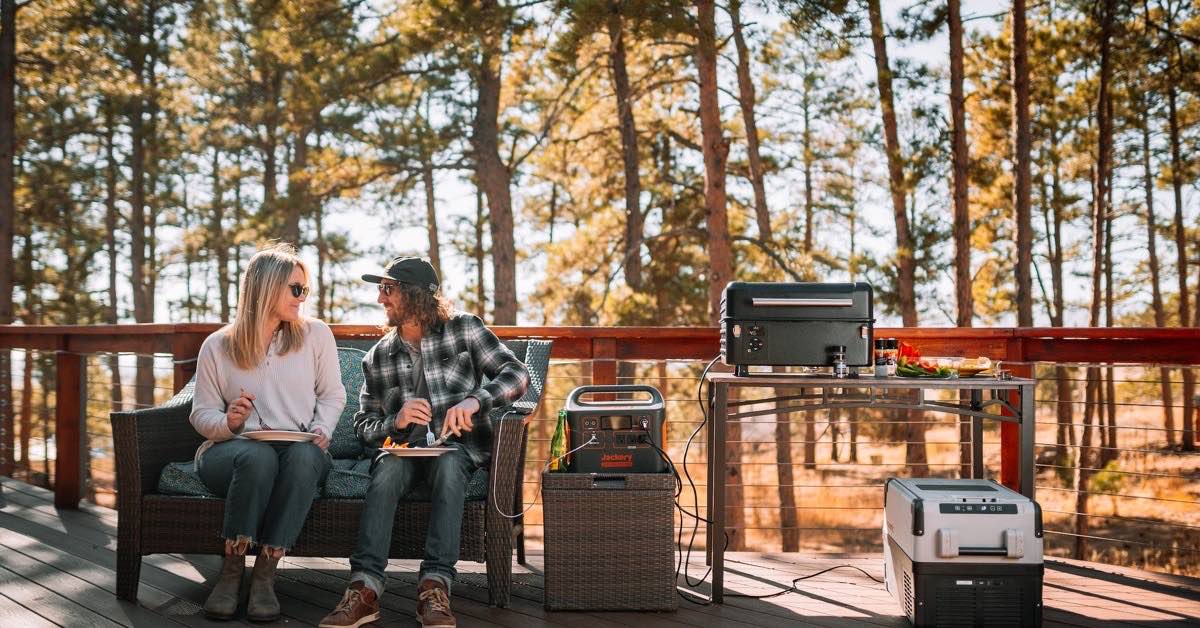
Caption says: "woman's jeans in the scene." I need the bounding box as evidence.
[349,447,477,595]
[197,438,330,552]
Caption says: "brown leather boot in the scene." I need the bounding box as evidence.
[203,553,244,620]
[318,581,380,628]
[246,550,282,622]
[416,579,456,628]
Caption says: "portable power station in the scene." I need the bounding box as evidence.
[563,385,668,473]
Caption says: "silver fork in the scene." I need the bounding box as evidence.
[246,396,273,431]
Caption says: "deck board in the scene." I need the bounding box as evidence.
[1,478,1197,627]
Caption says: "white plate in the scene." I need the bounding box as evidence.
[380,446,455,457]
[244,430,318,442]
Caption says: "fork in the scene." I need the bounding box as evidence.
[246,395,273,431]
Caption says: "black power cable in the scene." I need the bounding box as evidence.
[659,357,887,605]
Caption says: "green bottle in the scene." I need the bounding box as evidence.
[549,409,568,472]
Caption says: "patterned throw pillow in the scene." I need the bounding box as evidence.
[156,461,216,497]
[328,347,367,459]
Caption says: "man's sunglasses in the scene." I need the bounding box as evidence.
[377,283,399,297]
[288,283,310,298]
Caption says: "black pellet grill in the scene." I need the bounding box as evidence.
[542,472,677,611]
[720,281,874,375]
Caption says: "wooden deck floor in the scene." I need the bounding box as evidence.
[0,478,1197,627]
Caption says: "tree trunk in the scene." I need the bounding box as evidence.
[949,0,972,327]
[102,105,124,411]
[607,3,644,291]
[949,0,973,480]
[730,0,771,243]
[695,0,732,325]
[472,15,517,325]
[803,388,815,470]
[866,0,915,326]
[1074,368,1098,559]
[129,1,154,408]
[261,67,282,217]
[873,0,926,470]
[1077,0,1115,558]
[315,206,327,319]
[0,0,15,476]
[695,0,740,548]
[211,148,230,321]
[233,151,244,308]
[1162,10,1194,451]
[801,65,815,257]
[283,125,311,245]
[422,151,441,278]
[1139,97,1173,445]
[1012,0,1033,326]
[775,374,799,552]
[1102,160,1117,465]
[475,184,487,315]
[19,231,32,469]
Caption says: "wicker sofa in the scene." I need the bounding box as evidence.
[111,338,551,608]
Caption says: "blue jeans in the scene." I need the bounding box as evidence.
[197,439,330,552]
[349,448,477,595]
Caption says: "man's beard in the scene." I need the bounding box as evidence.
[385,303,408,327]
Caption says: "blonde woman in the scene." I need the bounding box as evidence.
[189,243,346,621]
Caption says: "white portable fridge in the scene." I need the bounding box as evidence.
[883,478,1044,627]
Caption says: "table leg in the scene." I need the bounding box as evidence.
[709,382,728,603]
[705,383,714,567]
[1020,382,1036,499]
[971,390,984,480]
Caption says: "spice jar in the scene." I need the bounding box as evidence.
[874,339,888,377]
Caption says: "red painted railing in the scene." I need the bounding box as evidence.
[1,324,1198,510]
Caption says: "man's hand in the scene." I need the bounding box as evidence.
[226,390,255,432]
[441,397,481,438]
[311,426,330,451]
[394,398,432,430]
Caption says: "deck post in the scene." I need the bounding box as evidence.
[54,349,83,508]
[1002,335,1030,492]
[171,332,207,393]
[592,337,617,386]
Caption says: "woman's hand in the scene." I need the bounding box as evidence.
[441,397,481,438]
[226,390,255,432]
[311,426,330,450]
[394,398,431,430]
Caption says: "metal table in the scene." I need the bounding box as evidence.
[699,372,1036,603]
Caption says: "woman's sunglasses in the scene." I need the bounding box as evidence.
[288,283,310,298]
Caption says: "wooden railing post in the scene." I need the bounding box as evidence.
[1002,335,1031,492]
[592,337,616,386]
[54,348,83,509]
[172,332,207,393]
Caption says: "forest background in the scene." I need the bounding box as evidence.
[0,0,1197,574]
[1,0,1196,336]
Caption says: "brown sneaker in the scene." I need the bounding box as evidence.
[416,579,456,627]
[318,581,380,628]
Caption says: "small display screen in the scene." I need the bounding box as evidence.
[939,503,1017,514]
[600,415,633,430]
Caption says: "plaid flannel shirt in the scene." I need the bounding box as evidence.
[354,312,530,466]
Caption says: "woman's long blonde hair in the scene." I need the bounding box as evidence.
[224,243,309,370]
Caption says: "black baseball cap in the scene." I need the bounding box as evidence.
[361,256,440,292]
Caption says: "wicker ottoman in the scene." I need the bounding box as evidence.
[542,472,678,611]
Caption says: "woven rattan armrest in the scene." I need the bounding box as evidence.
[111,399,204,501]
